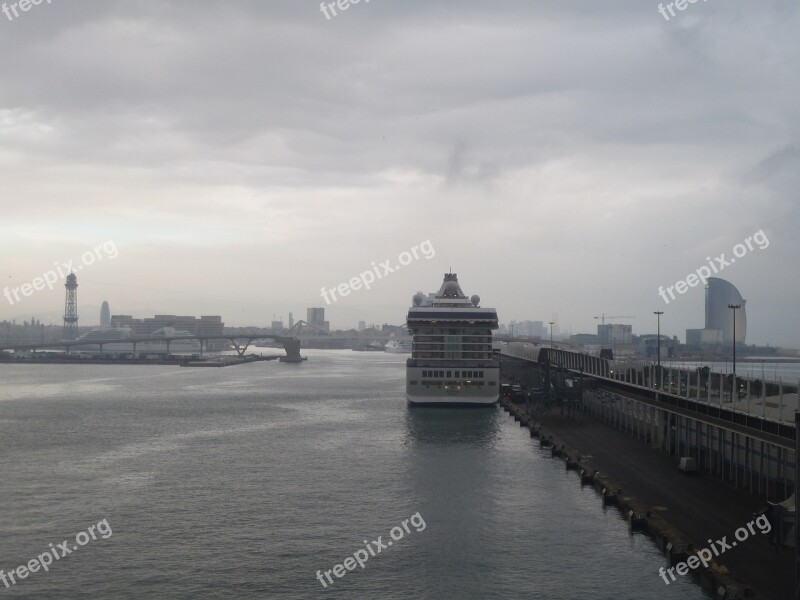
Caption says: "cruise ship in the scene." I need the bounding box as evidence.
[406,273,499,406]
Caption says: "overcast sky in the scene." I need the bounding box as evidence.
[1,0,798,345]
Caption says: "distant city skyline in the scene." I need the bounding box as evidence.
[1,2,797,346]
[0,251,786,345]
[1,277,785,348]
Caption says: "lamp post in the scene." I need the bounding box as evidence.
[653,311,663,367]
[795,411,800,600]
[728,304,740,400]
[547,321,555,393]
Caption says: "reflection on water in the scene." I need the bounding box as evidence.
[0,353,712,600]
[404,405,502,447]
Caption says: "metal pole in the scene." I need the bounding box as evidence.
[747,377,751,415]
[728,304,740,401]
[654,311,663,368]
[795,411,799,600]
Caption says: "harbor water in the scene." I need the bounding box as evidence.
[663,360,800,383]
[0,351,711,599]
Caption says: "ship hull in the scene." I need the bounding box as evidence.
[406,364,499,407]
[406,395,498,407]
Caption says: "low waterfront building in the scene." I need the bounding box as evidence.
[109,314,225,350]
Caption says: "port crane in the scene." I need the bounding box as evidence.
[593,314,636,325]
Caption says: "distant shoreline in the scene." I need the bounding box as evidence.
[667,357,800,364]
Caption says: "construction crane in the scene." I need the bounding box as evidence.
[594,314,636,325]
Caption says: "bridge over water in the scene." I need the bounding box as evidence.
[0,333,303,362]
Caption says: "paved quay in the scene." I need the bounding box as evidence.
[502,400,792,599]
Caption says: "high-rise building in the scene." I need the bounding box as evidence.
[685,278,746,347]
[358,321,366,331]
[100,301,111,327]
[705,278,746,344]
[307,307,326,329]
[514,320,546,338]
[63,272,79,340]
[685,328,723,347]
[597,323,632,346]
[288,312,294,329]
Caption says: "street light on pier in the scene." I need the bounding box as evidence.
[653,311,664,367]
[728,304,740,400]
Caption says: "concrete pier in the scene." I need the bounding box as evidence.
[499,394,791,599]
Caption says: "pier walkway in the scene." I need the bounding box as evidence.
[532,407,790,599]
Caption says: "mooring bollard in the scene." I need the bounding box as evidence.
[628,509,646,531]
[602,487,617,505]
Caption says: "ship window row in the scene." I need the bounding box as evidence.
[414,333,492,341]
[422,370,484,379]
[412,341,492,346]
[412,339,491,344]
[421,382,485,388]
[413,342,492,347]
[411,335,492,340]
[415,338,487,342]
[414,354,494,360]
[411,329,494,336]
[412,344,492,349]
[412,347,493,352]
[412,336,493,341]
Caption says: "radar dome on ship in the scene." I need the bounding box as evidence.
[413,293,425,306]
[471,295,480,306]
